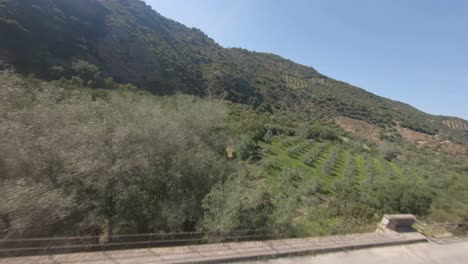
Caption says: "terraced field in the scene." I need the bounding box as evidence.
[282,75,334,98]
[283,75,328,90]
[262,136,404,191]
[442,119,468,131]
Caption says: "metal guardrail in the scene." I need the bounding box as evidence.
[0,229,274,258]
[4,219,463,258]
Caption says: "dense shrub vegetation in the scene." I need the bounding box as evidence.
[0,69,467,239]
[0,70,231,237]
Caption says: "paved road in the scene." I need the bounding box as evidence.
[241,241,468,264]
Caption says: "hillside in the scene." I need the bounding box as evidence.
[0,0,467,239]
[1,0,467,143]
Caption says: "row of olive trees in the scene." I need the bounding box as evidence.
[0,70,233,238]
[286,140,314,158]
[303,141,331,167]
[321,144,342,176]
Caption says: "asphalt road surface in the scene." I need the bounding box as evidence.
[242,241,468,264]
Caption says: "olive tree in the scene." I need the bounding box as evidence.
[0,70,232,237]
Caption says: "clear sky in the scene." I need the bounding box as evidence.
[145,0,468,120]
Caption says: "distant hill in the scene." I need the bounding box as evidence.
[1,0,467,144]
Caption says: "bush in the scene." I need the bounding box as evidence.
[361,178,433,216]
[201,165,272,233]
[308,123,340,140]
[379,141,400,161]
[72,60,101,84]
[49,65,65,79]
[236,136,260,161]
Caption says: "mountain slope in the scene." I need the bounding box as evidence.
[0,0,467,144]
[1,0,467,239]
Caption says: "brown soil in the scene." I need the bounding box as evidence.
[335,116,467,158]
[396,126,466,157]
[335,116,383,142]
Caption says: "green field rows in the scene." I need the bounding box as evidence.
[263,136,404,191]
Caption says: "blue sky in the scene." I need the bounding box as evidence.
[146,0,468,120]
